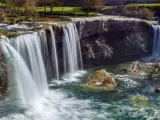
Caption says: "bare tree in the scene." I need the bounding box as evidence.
[80,0,105,15]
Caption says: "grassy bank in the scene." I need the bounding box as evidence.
[37,6,98,16]
[139,3,160,7]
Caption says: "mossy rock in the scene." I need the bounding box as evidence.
[130,95,149,107]
[82,83,116,91]
[152,74,160,78]
[83,69,117,91]
[0,31,20,38]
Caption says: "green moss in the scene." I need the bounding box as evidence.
[81,83,115,91]
[130,95,149,107]
[152,74,160,78]
[0,30,19,38]
[139,3,160,7]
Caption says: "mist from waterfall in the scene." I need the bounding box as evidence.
[153,25,160,58]
[9,32,48,95]
[49,27,59,79]
[63,23,83,74]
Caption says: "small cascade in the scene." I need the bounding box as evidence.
[49,27,59,79]
[38,30,52,77]
[9,32,48,95]
[153,25,160,58]
[63,23,83,74]
[1,40,39,106]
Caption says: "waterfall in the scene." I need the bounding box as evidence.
[63,23,83,74]
[9,32,48,95]
[153,25,160,58]
[1,40,40,106]
[38,30,52,76]
[49,27,59,79]
[0,22,85,109]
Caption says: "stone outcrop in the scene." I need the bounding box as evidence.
[84,69,117,90]
[2,16,154,68]
[0,42,8,99]
[72,16,154,67]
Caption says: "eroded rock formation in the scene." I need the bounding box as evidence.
[84,69,117,90]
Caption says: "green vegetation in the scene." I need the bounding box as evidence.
[0,2,6,7]
[123,4,154,20]
[0,30,20,38]
[0,0,160,23]
[139,3,160,7]
[37,6,98,16]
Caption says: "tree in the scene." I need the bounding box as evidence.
[6,0,38,15]
[38,0,64,15]
[80,0,104,15]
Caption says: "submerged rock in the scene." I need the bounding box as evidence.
[130,95,149,107]
[155,88,160,93]
[146,63,160,80]
[84,69,117,90]
[120,61,141,75]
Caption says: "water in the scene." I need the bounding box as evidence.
[1,65,160,120]
[49,27,59,79]
[153,25,160,58]
[38,30,52,76]
[9,32,48,95]
[63,23,83,74]
[1,40,39,106]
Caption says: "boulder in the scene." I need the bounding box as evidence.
[155,88,160,93]
[147,63,160,74]
[120,61,141,75]
[86,69,117,90]
[146,63,160,80]
[130,95,149,107]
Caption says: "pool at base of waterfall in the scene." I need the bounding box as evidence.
[1,64,160,120]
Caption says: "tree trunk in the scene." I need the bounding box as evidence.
[87,0,90,16]
[44,6,47,16]
[50,5,53,14]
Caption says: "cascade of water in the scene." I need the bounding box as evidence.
[63,23,83,74]
[153,25,160,58]
[1,40,40,106]
[49,27,59,79]
[38,30,52,77]
[9,32,48,95]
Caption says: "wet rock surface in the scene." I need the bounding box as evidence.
[84,69,117,90]
[130,95,149,107]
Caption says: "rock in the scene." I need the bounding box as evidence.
[86,69,117,90]
[120,61,141,75]
[155,88,160,93]
[147,63,160,74]
[130,95,149,107]
[146,63,160,80]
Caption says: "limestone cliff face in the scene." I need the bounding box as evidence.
[71,16,154,67]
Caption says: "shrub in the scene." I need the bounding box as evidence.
[123,4,154,20]
[138,8,154,20]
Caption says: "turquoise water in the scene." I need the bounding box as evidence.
[1,65,160,120]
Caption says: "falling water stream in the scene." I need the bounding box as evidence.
[63,23,83,74]
[49,27,59,80]
[153,25,160,58]
[2,40,40,106]
[9,32,48,95]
